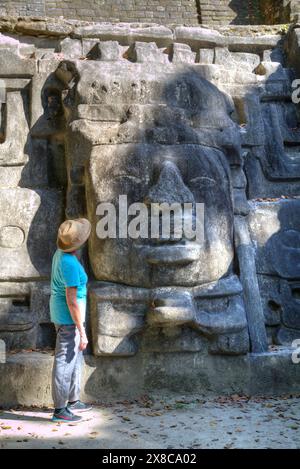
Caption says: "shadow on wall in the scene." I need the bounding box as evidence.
[13,73,68,348]
[21,73,67,278]
[229,0,265,25]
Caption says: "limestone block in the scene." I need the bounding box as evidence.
[233,188,250,216]
[235,216,268,352]
[90,284,148,356]
[97,41,121,61]
[0,48,36,76]
[197,48,214,64]
[0,33,35,58]
[257,275,282,327]
[227,35,282,53]
[15,20,47,35]
[231,166,247,189]
[0,91,30,166]
[247,98,300,184]
[237,93,265,147]
[0,281,35,350]
[147,292,196,326]
[174,26,226,49]
[0,167,23,188]
[280,280,300,330]
[245,147,300,199]
[46,23,73,36]
[126,41,168,63]
[1,281,55,350]
[0,188,63,280]
[171,43,196,64]
[193,296,248,336]
[214,47,233,66]
[275,326,300,346]
[248,200,300,279]
[76,104,128,122]
[284,26,300,76]
[139,326,207,353]
[89,276,249,356]
[231,52,260,70]
[73,23,173,48]
[59,37,82,59]
[209,329,250,356]
[82,39,99,58]
[30,282,52,324]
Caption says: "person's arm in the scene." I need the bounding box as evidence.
[66,286,88,351]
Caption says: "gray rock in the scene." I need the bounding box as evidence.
[0,188,63,280]
[234,216,268,352]
[174,26,226,48]
[248,200,300,278]
[73,23,173,47]
[171,43,196,64]
[227,35,282,53]
[231,52,260,70]
[97,41,121,61]
[59,37,82,59]
[1,21,300,389]
[126,41,168,63]
[275,326,300,346]
[197,48,214,64]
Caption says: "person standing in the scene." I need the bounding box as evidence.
[50,218,92,422]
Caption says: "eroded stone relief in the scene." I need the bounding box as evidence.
[0,20,299,359]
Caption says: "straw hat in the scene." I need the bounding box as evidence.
[57,218,91,253]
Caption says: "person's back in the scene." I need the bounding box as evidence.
[50,249,88,326]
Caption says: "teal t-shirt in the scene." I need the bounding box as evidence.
[50,249,88,325]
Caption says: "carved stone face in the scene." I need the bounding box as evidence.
[63,63,241,288]
[249,199,300,346]
[87,143,234,288]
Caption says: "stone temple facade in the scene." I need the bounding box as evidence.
[0,1,300,25]
[0,12,300,405]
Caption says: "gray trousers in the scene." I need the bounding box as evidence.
[51,324,83,409]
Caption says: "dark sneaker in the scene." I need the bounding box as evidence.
[67,400,93,412]
[52,407,82,422]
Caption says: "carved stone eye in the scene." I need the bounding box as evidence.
[189,176,216,187]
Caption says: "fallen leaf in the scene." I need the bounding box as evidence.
[121,416,131,421]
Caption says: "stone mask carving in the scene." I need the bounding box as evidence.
[57,60,249,357]
[59,63,241,289]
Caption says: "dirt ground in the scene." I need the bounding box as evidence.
[0,393,299,449]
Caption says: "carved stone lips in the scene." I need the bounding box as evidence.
[139,242,202,265]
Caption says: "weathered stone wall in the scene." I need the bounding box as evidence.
[1,16,300,398]
[0,0,200,25]
[199,0,300,25]
[199,0,263,25]
[0,1,298,25]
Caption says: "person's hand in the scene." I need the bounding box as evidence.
[79,330,88,351]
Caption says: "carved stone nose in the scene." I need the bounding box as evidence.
[144,160,195,205]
